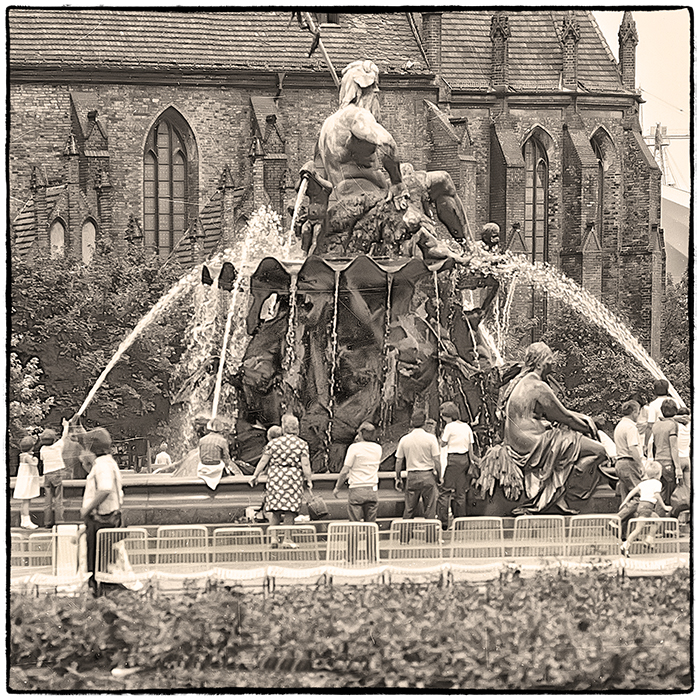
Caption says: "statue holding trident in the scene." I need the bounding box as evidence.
[295,59,473,258]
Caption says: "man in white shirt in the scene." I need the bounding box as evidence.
[79,428,124,593]
[613,400,644,500]
[152,442,172,473]
[39,418,71,528]
[647,379,679,426]
[436,401,475,530]
[333,422,382,522]
[395,411,440,520]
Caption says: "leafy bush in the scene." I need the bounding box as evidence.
[10,569,690,690]
[10,239,189,440]
[540,307,668,424]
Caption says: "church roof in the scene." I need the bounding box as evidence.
[440,10,624,92]
[8,9,625,92]
[8,10,428,75]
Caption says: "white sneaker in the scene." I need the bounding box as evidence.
[21,520,38,530]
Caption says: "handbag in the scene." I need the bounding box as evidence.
[305,488,329,520]
[671,481,690,511]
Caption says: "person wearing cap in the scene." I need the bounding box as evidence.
[333,422,382,522]
[79,427,124,592]
[197,418,241,490]
[39,418,71,529]
[14,434,41,529]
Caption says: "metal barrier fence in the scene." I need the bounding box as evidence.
[450,517,505,559]
[11,526,83,578]
[567,515,622,556]
[11,514,688,587]
[388,519,443,559]
[325,522,380,567]
[512,515,566,557]
[625,517,681,556]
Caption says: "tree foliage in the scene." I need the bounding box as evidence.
[660,271,690,405]
[10,239,191,442]
[8,343,55,447]
[538,306,655,424]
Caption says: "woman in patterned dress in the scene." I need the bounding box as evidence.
[249,414,314,548]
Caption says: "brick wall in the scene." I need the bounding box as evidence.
[10,80,432,243]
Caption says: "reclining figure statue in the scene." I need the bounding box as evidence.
[473,342,616,515]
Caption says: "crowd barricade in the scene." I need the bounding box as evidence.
[566,514,622,557]
[156,525,209,573]
[326,522,380,567]
[449,517,505,559]
[387,519,443,560]
[267,525,320,563]
[212,526,266,565]
[512,515,566,558]
[11,514,689,594]
[11,526,87,594]
[625,517,681,556]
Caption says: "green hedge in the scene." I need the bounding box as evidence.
[10,569,691,690]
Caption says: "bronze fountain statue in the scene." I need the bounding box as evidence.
[198,59,613,517]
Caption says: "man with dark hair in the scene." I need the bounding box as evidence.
[79,427,124,593]
[614,400,644,500]
[394,411,441,520]
[647,378,679,433]
[651,398,682,505]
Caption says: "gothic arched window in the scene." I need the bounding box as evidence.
[523,137,549,264]
[49,219,65,257]
[592,139,605,239]
[144,109,198,256]
[81,219,96,264]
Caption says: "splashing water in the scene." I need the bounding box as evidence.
[324,270,340,469]
[211,276,243,422]
[76,268,200,418]
[467,247,684,405]
[432,270,446,398]
[282,273,299,373]
[287,177,308,257]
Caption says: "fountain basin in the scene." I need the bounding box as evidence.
[9,474,619,528]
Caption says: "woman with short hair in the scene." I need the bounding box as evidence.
[249,414,313,548]
[333,422,382,522]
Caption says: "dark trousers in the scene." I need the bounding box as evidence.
[84,511,123,588]
[347,487,378,523]
[43,468,70,528]
[437,454,469,529]
[615,457,643,499]
[403,471,438,520]
[658,459,676,506]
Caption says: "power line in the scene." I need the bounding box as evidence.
[640,87,687,114]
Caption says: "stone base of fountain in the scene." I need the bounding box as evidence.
[9,475,620,528]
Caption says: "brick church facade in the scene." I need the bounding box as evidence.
[9,10,664,357]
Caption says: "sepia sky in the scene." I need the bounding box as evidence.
[593,8,691,192]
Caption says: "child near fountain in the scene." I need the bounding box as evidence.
[14,435,41,529]
[619,461,671,555]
